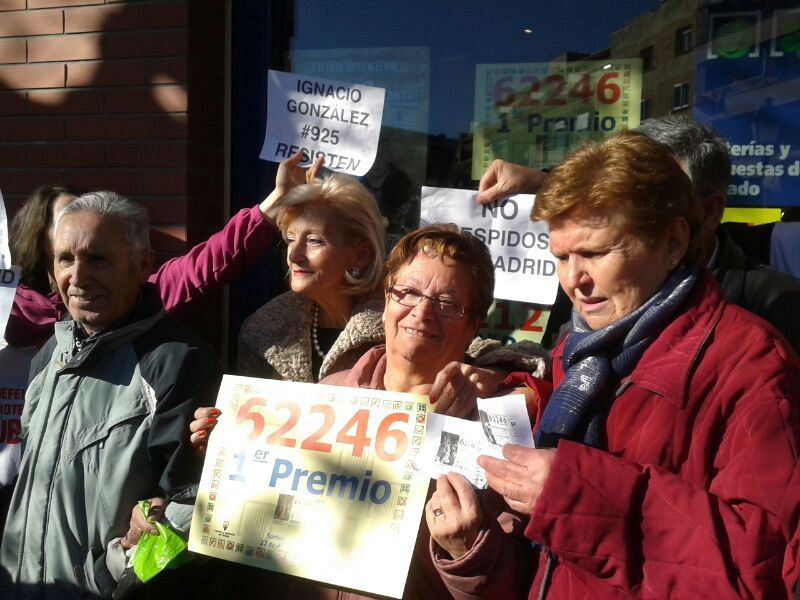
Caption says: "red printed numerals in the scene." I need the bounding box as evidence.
[493,72,620,108]
[237,397,267,440]
[490,300,545,333]
[235,398,410,462]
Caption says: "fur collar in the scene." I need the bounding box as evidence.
[238,290,385,382]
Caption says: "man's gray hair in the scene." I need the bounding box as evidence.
[55,191,151,258]
[635,116,731,198]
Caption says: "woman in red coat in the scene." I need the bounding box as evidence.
[428,131,800,599]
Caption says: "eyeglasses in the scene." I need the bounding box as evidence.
[389,286,467,318]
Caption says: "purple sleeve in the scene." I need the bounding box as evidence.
[149,205,276,317]
[5,286,64,348]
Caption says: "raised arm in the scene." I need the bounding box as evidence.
[151,152,323,316]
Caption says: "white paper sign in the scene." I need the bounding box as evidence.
[260,70,386,176]
[0,265,20,340]
[420,187,559,304]
[0,190,21,341]
[418,394,535,488]
[0,190,27,489]
[0,344,34,487]
[0,188,10,269]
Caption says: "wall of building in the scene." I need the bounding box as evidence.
[611,0,698,117]
[0,0,228,349]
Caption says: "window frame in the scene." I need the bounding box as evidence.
[675,26,692,55]
[672,82,690,110]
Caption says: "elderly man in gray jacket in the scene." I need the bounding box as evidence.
[0,191,221,599]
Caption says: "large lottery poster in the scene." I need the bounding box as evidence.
[189,376,431,599]
[471,60,642,179]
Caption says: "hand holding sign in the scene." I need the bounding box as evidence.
[426,473,484,560]
[276,151,324,195]
[259,151,325,222]
[478,445,556,516]
[476,159,549,205]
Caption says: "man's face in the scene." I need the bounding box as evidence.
[53,211,152,336]
[676,156,724,265]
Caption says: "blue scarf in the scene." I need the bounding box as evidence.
[535,263,698,448]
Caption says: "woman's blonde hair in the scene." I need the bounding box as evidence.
[270,173,386,297]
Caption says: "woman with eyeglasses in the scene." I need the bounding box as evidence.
[323,224,516,408]
[304,224,543,599]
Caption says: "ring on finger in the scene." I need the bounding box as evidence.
[433,508,444,518]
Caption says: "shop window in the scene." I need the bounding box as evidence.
[640,45,654,70]
[672,82,690,110]
[675,26,692,55]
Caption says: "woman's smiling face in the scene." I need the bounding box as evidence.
[283,204,360,303]
[383,252,477,371]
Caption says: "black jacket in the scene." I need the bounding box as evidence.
[714,227,800,355]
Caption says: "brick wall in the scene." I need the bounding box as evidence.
[0,0,228,350]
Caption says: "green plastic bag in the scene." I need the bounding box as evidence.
[131,500,190,583]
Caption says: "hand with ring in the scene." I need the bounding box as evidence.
[426,473,485,560]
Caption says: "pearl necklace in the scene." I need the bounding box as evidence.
[311,303,326,359]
